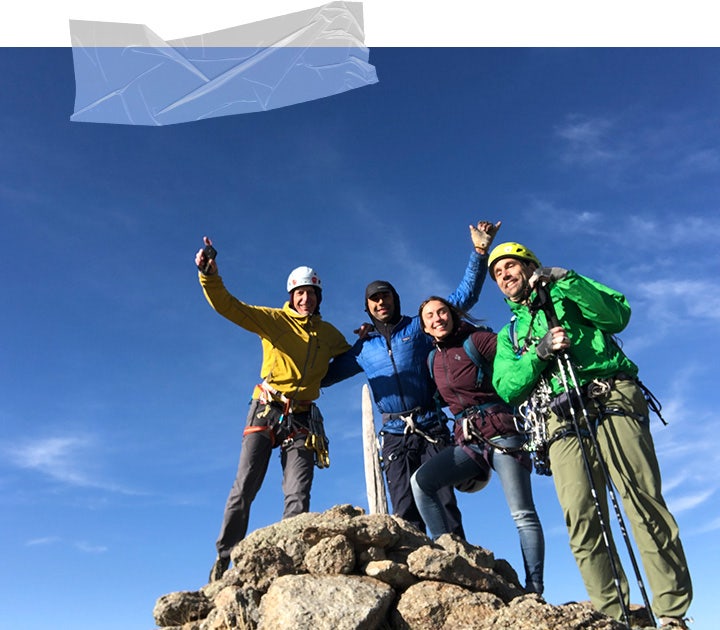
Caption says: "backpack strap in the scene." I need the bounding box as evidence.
[462,332,491,387]
[508,315,522,357]
[426,347,449,416]
[426,347,437,379]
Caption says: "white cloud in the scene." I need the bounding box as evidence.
[667,489,715,514]
[626,214,720,249]
[635,279,720,324]
[25,536,61,547]
[554,110,720,183]
[688,516,720,535]
[24,536,108,553]
[554,115,621,165]
[3,435,138,495]
[679,148,720,174]
[74,541,109,554]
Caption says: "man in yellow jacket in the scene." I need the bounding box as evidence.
[196,237,351,581]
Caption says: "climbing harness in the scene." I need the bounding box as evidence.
[456,403,525,455]
[248,381,330,469]
[381,408,440,444]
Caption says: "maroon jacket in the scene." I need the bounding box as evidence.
[429,321,502,416]
[429,321,523,450]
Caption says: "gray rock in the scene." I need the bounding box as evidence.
[258,574,395,629]
[200,586,259,630]
[363,559,418,590]
[305,534,356,575]
[153,505,637,630]
[226,545,295,592]
[434,533,495,570]
[153,590,213,627]
[393,580,503,629]
[406,546,524,603]
[475,594,628,629]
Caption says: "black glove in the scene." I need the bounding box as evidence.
[535,331,556,361]
[530,267,568,288]
[198,244,217,274]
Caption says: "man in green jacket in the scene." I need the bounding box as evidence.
[488,242,692,629]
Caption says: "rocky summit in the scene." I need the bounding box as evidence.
[153,504,649,629]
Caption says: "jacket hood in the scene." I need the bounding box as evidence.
[364,280,402,328]
[283,301,320,320]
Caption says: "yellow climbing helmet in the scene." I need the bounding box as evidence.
[488,242,541,280]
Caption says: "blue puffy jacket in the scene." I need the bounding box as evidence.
[322,251,488,433]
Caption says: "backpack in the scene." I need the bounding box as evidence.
[427,332,491,388]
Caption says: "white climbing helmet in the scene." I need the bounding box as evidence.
[286,266,322,293]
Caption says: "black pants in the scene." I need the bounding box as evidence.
[381,428,465,538]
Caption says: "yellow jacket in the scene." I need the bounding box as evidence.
[200,273,350,401]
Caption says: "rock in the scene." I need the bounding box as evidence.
[224,545,295,592]
[153,505,637,630]
[406,546,524,603]
[305,534,356,575]
[393,580,503,629]
[232,512,320,570]
[475,595,628,629]
[434,533,495,570]
[364,559,418,590]
[200,586,259,630]
[258,574,394,629]
[153,590,213,627]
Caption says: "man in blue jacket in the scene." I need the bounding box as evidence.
[322,221,500,535]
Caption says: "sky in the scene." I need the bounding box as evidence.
[2,6,720,630]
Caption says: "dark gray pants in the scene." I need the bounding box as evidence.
[215,399,315,558]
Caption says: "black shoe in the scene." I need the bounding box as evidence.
[209,555,230,582]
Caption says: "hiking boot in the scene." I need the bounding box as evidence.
[627,606,653,628]
[209,555,230,582]
[658,617,690,629]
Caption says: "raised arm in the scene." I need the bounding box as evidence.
[446,220,501,311]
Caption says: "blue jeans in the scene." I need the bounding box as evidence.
[411,435,545,593]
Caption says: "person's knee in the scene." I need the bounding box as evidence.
[411,465,437,494]
[511,509,541,529]
[410,470,423,495]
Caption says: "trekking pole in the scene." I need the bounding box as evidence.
[534,281,636,628]
[560,352,657,629]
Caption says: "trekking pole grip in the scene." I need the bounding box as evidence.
[534,281,560,328]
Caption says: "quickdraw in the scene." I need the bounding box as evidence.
[304,405,330,469]
[517,376,553,475]
[382,408,440,444]
[400,412,439,444]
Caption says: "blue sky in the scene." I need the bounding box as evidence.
[2,44,719,629]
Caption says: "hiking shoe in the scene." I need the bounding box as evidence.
[209,555,230,582]
[627,606,654,627]
[659,617,690,629]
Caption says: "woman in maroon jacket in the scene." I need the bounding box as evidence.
[411,296,545,595]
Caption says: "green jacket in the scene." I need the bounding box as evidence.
[200,273,351,401]
[492,271,638,406]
